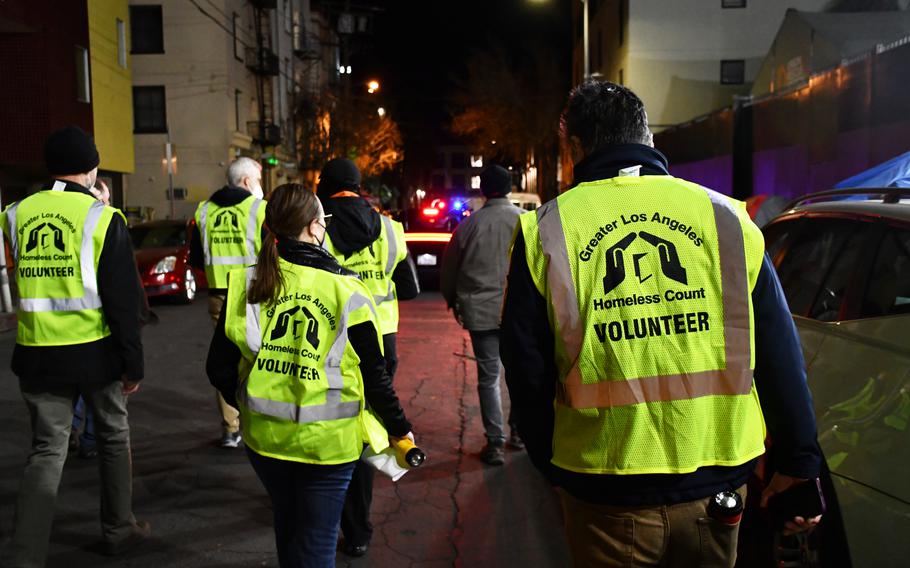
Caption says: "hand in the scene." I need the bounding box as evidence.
[121,375,141,395]
[90,179,111,206]
[390,431,415,444]
[761,472,823,535]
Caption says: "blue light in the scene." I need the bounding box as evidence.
[452,200,464,211]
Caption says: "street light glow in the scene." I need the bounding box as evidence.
[367,79,380,94]
[377,107,386,117]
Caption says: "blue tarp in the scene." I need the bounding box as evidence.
[836,150,910,189]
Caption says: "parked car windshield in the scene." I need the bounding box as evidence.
[130,225,186,249]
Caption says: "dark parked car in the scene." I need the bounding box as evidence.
[743,188,910,567]
[130,220,207,303]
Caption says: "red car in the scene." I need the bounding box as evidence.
[130,220,206,303]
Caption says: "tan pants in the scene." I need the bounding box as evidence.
[209,293,240,435]
[558,485,746,568]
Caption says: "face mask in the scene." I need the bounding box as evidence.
[250,182,264,200]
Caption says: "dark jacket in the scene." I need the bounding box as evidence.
[324,195,420,302]
[11,180,144,383]
[206,240,412,437]
[501,144,821,506]
[189,185,260,293]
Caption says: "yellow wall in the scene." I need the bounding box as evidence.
[88,0,134,173]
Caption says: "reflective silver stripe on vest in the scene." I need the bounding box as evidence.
[6,201,20,263]
[18,200,105,313]
[381,215,397,274]
[242,288,375,424]
[373,280,395,305]
[200,199,260,267]
[537,188,752,409]
[244,267,262,354]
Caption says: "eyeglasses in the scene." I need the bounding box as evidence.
[321,214,332,228]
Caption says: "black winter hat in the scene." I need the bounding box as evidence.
[317,158,361,199]
[480,165,512,197]
[44,126,100,176]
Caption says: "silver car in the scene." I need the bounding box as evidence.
[762,188,910,566]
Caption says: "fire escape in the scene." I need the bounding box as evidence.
[246,0,282,148]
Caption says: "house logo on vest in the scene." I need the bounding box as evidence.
[25,222,66,253]
[214,210,240,230]
[270,305,320,349]
[603,231,687,294]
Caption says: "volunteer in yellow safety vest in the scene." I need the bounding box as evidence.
[0,126,150,565]
[315,158,419,557]
[501,81,823,567]
[206,184,413,567]
[190,157,266,449]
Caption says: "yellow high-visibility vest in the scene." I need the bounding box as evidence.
[194,195,265,289]
[518,175,767,474]
[224,259,388,464]
[325,214,407,335]
[0,186,119,345]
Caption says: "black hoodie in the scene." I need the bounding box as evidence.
[324,195,420,301]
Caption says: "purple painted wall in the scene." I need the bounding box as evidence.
[667,155,734,195]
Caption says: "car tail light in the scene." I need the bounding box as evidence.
[422,207,440,218]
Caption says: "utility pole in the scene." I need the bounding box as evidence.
[582,0,590,80]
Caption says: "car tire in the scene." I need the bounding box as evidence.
[179,268,196,304]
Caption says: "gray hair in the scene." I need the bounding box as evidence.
[227,157,261,187]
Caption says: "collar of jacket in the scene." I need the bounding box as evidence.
[483,197,513,208]
[276,238,358,277]
[572,144,670,186]
[208,185,253,207]
[46,178,93,197]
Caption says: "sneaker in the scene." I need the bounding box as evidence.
[220,432,242,449]
[507,430,525,451]
[480,442,505,466]
[342,541,370,557]
[103,520,151,556]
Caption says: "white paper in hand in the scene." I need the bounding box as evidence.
[362,446,409,482]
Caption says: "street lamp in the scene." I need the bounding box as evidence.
[367,79,380,94]
[377,107,386,117]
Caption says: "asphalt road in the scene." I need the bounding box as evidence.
[0,293,568,567]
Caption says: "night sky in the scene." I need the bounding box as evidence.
[346,0,572,181]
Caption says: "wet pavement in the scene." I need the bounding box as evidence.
[0,293,568,567]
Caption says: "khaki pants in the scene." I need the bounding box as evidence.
[209,293,240,435]
[9,377,136,568]
[558,485,746,568]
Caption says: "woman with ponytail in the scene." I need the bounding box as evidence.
[206,184,413,567]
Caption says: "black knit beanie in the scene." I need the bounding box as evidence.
[480,165,512,198]
[317,158,361,199]
[44,126,100,175]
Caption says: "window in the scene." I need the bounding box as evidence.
[75,46,91,103]
[721,60,745,85]
[722,0,747,7]
[284,0,292,34]
[470,155,483,168]
[471,175,481,189]
[233,13,242,61]
[130,5,164,54]
[774,219,868,319]
[117,19,127,68]
[133,86,167,133]
[861,228,910,318]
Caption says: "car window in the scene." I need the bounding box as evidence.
[763,218,802,262]
[130,225,186,249]
[774,219,866,319]
[861,227,910,318]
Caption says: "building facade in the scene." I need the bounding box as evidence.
[0,0,134,206]
[573,0,829,130]
[128,0,309,220]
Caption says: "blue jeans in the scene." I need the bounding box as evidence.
[72,396,96,451]
[469,329,514,444]
[246,447,355,568]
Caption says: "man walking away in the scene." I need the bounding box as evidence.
[0,126,149,567]
[502,81,823,567]
[317,157,419,557]
[190,157,265,448]
[441,165,524,466]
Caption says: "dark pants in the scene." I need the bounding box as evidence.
[340,332,397,547]
[246,448,355,568]
[9,377,135,568]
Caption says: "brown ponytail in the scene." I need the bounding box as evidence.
[247,183,322,305]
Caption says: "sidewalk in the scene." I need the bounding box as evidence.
[0,293,567,567]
